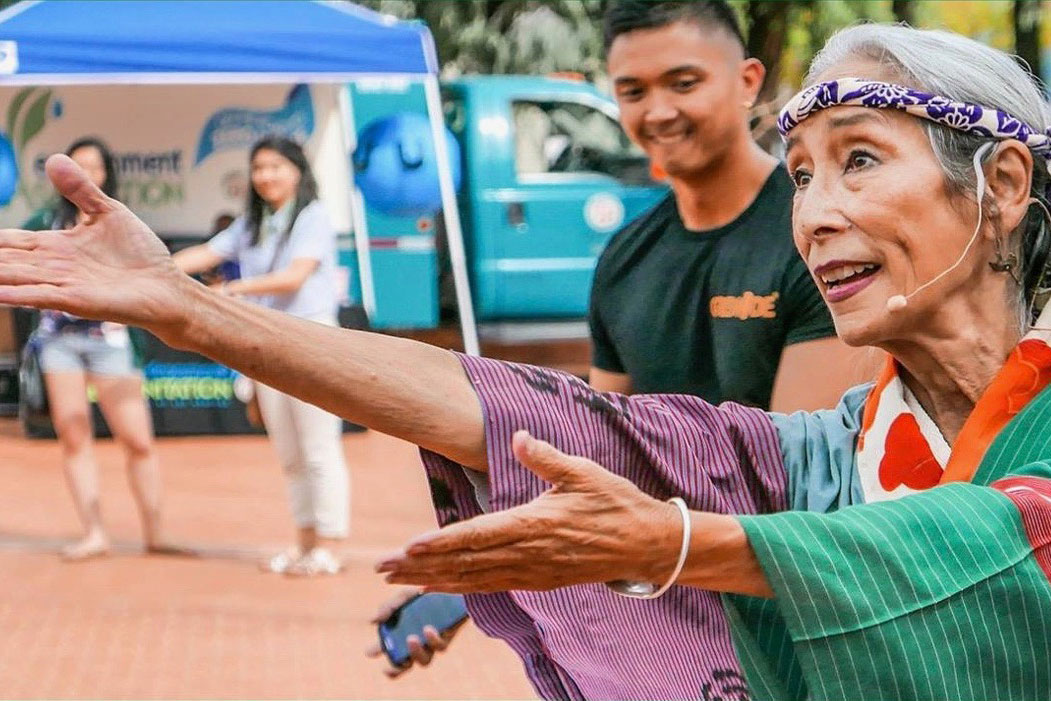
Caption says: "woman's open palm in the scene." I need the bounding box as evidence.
[0,154,192,332]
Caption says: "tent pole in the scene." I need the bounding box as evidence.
[423,75,480,356]
[338,83,378,319]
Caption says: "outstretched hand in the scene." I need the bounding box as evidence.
[376,430,682,593]
[0,154,193,335]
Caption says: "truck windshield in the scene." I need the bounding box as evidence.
[512,99,653,186]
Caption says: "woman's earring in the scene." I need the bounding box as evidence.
[990,235,1022,284]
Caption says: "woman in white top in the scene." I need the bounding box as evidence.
[175,136,349,576]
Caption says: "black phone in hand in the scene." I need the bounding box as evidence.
[378,592,469,667]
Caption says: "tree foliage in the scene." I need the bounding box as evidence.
[1015,0,1044,82]
[358,0,612,76]
[356,1,1045,93]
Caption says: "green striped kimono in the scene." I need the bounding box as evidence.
[725,382,1051,700]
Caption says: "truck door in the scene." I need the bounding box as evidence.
[472,94,666,320]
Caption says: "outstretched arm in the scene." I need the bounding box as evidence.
[0,155,487,469]
[172,243,225,275]
[180,288,486,467]
[220,258,319,296]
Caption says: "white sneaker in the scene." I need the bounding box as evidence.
[288,547,343,576]
[261,547,300,574]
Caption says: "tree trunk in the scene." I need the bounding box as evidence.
[891,0,916,25]
[746,0,792,102]
[1014,0,1044,83]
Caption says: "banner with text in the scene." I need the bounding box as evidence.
[0,83,351,235]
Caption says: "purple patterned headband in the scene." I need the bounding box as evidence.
[777,77,1051,157]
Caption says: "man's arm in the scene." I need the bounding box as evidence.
[588,366,633,394]
[772,243,883,412]
[769,337,877,413]
[586,263,633,394]
[0,154,488,470]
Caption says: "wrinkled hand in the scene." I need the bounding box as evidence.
[376,430,681,593]
[364,587,464,677]
[0,154,194,335]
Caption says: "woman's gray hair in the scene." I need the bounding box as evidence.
[806,23,1051,322]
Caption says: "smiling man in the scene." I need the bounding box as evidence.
[589,0,862,412]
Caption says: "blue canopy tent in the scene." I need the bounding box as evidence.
[0,0,479,353]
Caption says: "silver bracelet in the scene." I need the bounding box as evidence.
[606,497,692,600]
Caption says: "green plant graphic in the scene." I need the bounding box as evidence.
[6,85,52,210]
[6,86,33,137]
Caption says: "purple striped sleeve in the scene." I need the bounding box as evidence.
[420,355,788,701]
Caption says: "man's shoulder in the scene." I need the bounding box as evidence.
[740,168,794,233]
[596,192,676,268]
[718,169,798,262]
[612,192,677,240]
[758,166,794,201]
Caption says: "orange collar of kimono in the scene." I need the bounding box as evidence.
[858,339,1051,490]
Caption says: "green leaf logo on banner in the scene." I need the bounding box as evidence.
[18,89,51,153]
[6,86,35,141]
[6,86,52,209]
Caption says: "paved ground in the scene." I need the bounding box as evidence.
[0,417,537,699]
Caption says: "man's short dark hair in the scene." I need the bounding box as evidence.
[603,1,746,53]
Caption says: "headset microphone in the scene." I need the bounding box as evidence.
[886,294,908,311]
[886,142,996,312]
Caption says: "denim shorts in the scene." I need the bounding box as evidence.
[38,328,139,377]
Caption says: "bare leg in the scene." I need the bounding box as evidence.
[298,526,318,554]
[44,371,110,560]
[92,373,169,552]
[288,527,345,576]
[294,530,343,554]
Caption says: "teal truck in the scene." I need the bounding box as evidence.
[344,75,667,331]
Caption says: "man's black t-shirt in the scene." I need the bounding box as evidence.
[588,169,835,408]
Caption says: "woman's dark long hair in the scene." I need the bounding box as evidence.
[245,136,318,246]
[55,137,119,228]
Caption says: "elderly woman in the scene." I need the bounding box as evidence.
[378,24,1051,700]
[4,23,1051,701]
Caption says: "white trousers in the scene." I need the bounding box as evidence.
[253,317,349,538]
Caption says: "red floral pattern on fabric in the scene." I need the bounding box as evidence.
[861,340,1051,489]
[1007,340,1051,412]
[878,413,943,491]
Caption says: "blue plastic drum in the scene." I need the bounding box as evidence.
[353,112,462,217]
